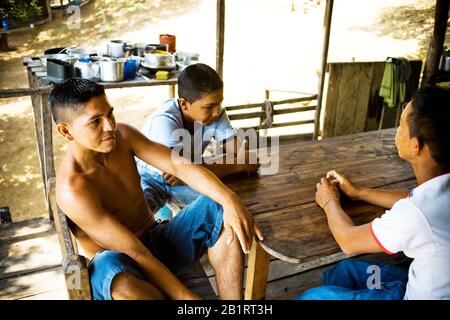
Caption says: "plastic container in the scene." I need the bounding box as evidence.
[124,59,138,80]
[159,34,176,53]
[74,58,100,80]
[2,19,10,30]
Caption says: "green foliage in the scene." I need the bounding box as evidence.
[1,0,44,24]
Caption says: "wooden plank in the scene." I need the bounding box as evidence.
[62,255,92,300]
[313,0,334,140]
[334,63,361,136]
[0,217,53,241]
[216,0,225,79]
[353,63,373,132]
[273,105,316,115]
[48,178,76,258]
[0,266,67,300]
[244,239,270,300]
[227,157,414,215]
[0,231,62,278]
[41,93,55,219]
[28,71,48,206]
[253,178,416,264]
[322,63,342,137]
[365,62,385,131]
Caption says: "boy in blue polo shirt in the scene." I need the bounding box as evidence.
[136,63,259,216]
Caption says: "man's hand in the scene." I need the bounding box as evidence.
[162,172,184,186]
[236,139,260,175]
[222,193,264,254]
[326,170,359,200]
[315,177,340,209]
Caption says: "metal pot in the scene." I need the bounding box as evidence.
[41,53,79,67]
[107,40,130,58]
[67,47,98,58]
[143,52,175,68]
[99,59,125,82]
[131,43,146,57]
[144,44,168,53]
[47,59,75,84]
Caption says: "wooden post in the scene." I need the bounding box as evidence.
[421,0,449,87]
[43,0,53,21]
[216,0,225,79]
[244,238,270,300]
[41,92,56,220]
[169,84,176,98]
[313,0,334,140]
[27,69,48,212]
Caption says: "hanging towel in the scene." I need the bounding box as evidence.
[379,57,411,108]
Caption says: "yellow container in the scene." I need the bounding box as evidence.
[155,71,170,80]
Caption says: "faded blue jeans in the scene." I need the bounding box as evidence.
[294,259,409,300]
[137,161,202,218]
[89,195,224,300]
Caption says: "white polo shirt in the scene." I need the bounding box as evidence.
[371,173,450,300]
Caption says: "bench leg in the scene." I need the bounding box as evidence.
[244,238,270,300]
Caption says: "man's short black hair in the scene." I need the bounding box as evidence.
[408,86,450,167]
[178,63,223,103]
[49,78,105,124]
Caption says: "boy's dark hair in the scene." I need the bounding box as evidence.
[408,86,450,167]
[178,63,223,103]
[49,78,105,124]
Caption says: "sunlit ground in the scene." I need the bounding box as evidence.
[0,0,437,220]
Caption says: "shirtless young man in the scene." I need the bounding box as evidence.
[50,78,263,300]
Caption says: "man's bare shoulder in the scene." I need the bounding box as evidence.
[56,168,97,212]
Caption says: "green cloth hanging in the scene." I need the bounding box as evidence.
[379,58,410,108]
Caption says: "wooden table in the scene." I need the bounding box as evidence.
[21,58,178,220]
[223,128,416,300]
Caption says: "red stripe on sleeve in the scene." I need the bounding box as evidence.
[370,221,395,255]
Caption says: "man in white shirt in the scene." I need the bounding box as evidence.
[295,86,450,300]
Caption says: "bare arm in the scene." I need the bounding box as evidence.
[202,138,259,178]
[326,170,409,209]
[124,124,263,253]
[163,137,259,183]
[57,178,199,300]
[315,178,383,255]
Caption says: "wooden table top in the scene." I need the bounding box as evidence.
[224,128,416,263]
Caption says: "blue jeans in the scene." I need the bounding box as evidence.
[88,195,224,300]
[137,162,202,215]
[294,259,409,300]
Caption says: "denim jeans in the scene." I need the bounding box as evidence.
[88,195,224,300]
[137,162,202,218]
[294,258,409,300]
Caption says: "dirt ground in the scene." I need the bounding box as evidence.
[0,0,441,221]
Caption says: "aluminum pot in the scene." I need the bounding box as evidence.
[99,59,125,82]
[67,47,98,58]
[143,52,175,68]
[41,53,79,67]
[47,59,75,84]
[107,40,130,58]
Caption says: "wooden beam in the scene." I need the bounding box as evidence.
[313,0,334,140]
[216,0,225,79]
[421,0,449,87]
[244,238,270,300]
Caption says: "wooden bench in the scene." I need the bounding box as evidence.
[47,177,216,300]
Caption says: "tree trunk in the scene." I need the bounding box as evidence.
[421,0,449,87]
